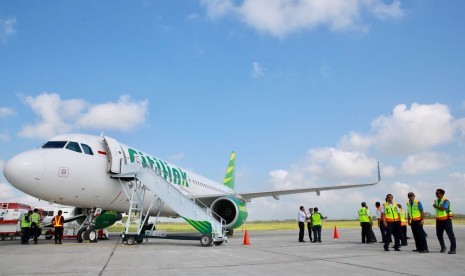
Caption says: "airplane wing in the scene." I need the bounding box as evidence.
[239,181,378,201]
[198,162,381,203]
[42,213,86,228]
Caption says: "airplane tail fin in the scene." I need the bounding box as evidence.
[223,151,236,190]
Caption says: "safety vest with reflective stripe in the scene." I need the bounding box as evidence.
[53,215,63,227]
[358,207,370,223]
[399,209,407,226]
[311,213,323,226]
[20,214,30,228]
[407,200,422,221]
[383,202,399,222]
[435,198,453,220]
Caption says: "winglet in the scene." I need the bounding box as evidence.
[377,161,381,182]
[223,151,236,190]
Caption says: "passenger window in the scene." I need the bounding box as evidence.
[41,141,67,149]
[65,141,82,153]
[81,144,94,155]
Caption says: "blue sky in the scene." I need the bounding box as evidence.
[1,0,464,220]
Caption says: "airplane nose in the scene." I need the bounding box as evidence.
[3,150,45,193]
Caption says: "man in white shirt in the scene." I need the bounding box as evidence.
[298,206,308,242]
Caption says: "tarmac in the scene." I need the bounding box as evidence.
[0,225,463,276]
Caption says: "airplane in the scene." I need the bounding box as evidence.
[3,133,380,245]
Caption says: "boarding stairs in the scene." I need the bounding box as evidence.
[113,161,227,246]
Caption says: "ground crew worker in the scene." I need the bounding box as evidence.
[433,189,456,254]
[397,204,408,246]
[358,202,373,243]
[407,192,429,253]
[53,210,64,244]
[311,207,327,243]
[29,208,40,244]
[20,210,32,244]
[307,208,314,242]
[298,206,308,242]
[382,194,401,251]
[375,201,386,243]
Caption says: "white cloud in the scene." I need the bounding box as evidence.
[0,17,17,44]
[338,131,373,152]
[18,93,148,139]
[77,95,148,131]
[402,152,449,174]
[401,152,449,175]
[201,0,404,37]
[269,148,378,190]
[0,182,14,198]
[372,103,455,155]
[381,165,397,177]
[0,107,15,117]
[251,61,264,78]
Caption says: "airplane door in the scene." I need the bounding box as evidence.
[103,136,124,173]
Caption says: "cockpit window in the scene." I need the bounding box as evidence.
[41,141,67,149]
[81,144,94,155]
[65,141,82,153]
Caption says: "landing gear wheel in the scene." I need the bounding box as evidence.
[84,229,98,243]
[136,237,144,244]
[214,241,224,246]
[126,236,135,245]
[200,235,213,247]
[77,229,86,243]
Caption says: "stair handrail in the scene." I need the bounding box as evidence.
[120,157,227,234]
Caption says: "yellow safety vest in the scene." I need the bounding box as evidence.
[399,209,407,226]
[311,213,323,226]
[383,202,399,222]
[435,198,453,220]
[407,200,421,221]
[358,207,370,223]
[30,212,40,227]
[20,214,30,228]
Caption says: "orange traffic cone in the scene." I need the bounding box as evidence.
[243,229,251,245]
[333,226,340,238]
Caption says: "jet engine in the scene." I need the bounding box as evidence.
[210,196,248,230]
[73,208,122,229]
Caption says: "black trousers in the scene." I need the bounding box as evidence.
[54,227,64,243]
[384,222,401,250]
[20,227,29,244]
[411,221,428,251]
[30,226,39,242]
[361,222,371,243]
[378,220,387,242]
[436,219,456,251]
[298,222,305,241]
[400,225,408,245]
[307,222,312,241]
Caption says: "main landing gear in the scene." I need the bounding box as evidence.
[76,208,102,243]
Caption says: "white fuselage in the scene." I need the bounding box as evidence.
[3,134,233,217]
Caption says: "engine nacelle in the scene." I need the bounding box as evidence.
[73,208,122,229]
[211,196,248,230]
